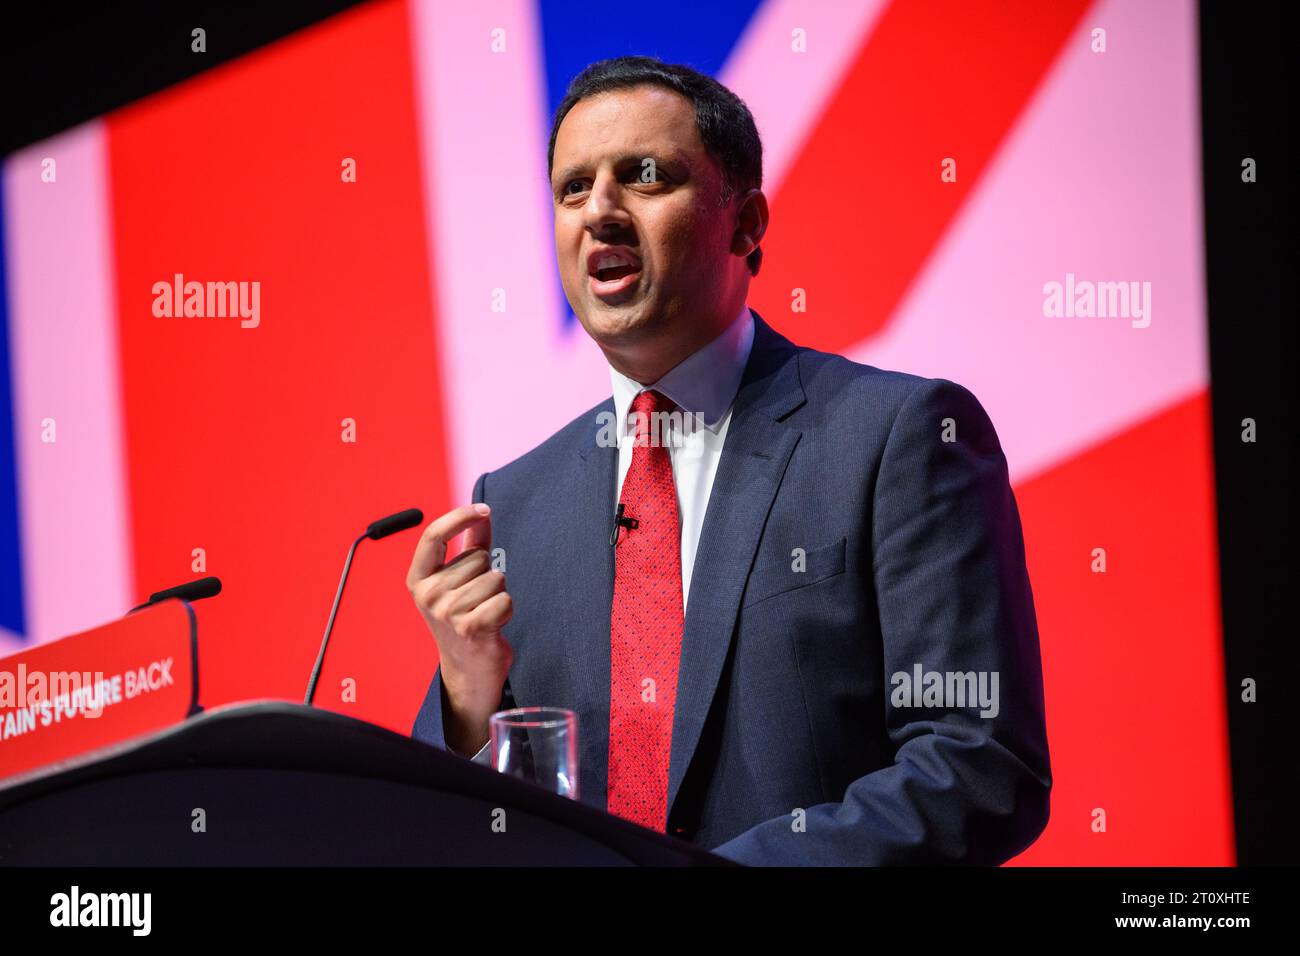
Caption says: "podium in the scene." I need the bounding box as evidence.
[0,700,732,865]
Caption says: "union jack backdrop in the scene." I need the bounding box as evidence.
[0,0,1229,864]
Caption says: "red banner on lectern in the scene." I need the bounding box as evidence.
[0,601,198,781]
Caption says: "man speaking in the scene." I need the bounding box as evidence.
[409,56,1051,865]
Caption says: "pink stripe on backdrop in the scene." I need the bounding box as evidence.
[2,122,134,645]
[408,0,610,499]
[850,0,1207,484]
[722,0,890,195]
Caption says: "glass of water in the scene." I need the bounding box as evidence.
[488,707,579,800]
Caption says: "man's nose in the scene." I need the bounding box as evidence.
[582,171,630,232]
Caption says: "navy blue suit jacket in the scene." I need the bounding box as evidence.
[412,310,1051,865]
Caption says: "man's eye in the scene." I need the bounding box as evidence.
[560,172,664,197]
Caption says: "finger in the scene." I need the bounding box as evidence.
[407,505,492,587]
[448,569,507,618]
[461,504,492,554]
[435,547,491,591]
[463,591,514,636]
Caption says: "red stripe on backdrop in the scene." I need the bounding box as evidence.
[1009,390,1233,865]
[754,0,1093,354]
[107,2,449,733]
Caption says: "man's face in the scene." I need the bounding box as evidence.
[551,85,740,362]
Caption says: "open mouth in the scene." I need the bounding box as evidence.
[588,249,643,297]
[589,267,641,297]
[594,262,639,283]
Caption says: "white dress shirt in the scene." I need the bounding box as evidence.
[608,301,755,612]
[466,302,754,762]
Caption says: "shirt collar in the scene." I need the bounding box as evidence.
[609,302,755,436]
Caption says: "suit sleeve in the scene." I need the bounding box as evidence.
[410,471,515,756]
[710,378,1052,865]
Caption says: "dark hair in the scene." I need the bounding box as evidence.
[547,55,764,277]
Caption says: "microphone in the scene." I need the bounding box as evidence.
[129,576,223,613]
[366,507,423,541]
[609,502,639,547]
[305,507,425,706]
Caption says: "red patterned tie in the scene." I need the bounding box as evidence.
[608,388,684,831]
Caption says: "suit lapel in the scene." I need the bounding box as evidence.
[568,405,617,808]
[667,311,806,818]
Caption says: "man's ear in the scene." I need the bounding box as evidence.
[732,187,769,257]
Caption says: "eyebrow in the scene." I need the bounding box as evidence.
[551,151,689,191]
